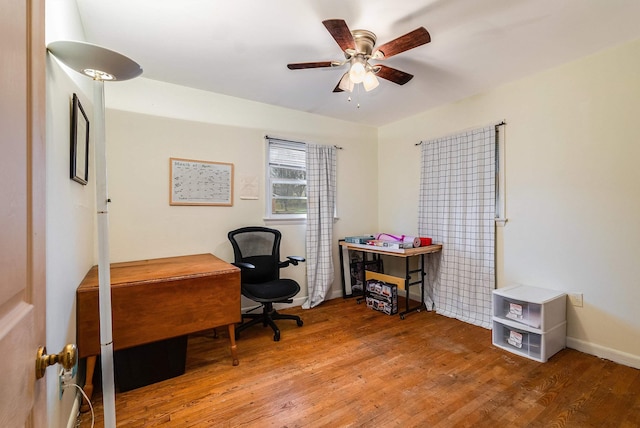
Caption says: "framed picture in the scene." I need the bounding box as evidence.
[71,93,90,184]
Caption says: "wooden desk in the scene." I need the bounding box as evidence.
[76,253,240,407]
[339,241,443,318]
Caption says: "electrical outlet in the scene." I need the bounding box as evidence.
[569,293,583,307]
[58,366,75,399]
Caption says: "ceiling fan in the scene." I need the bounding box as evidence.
[287,19,431,93]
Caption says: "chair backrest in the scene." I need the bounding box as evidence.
[228,227,282,283]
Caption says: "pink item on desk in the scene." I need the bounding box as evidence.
[375,233,421,248]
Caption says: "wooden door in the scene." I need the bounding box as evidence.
[0,0,46,426]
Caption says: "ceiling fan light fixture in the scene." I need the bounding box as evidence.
[349,59,366,84]
[363,71,379,92]
[338,73,354,92]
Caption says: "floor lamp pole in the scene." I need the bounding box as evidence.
[93,77,117,427]
[46,40,142,428]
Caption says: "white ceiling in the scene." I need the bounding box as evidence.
[75,0,640,127]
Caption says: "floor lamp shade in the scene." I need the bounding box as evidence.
[47,41,142,81]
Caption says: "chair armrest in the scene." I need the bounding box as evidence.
[280,255,305,267]
[279,256,304,268]
[232,262,255,269]
[287,256,305,264]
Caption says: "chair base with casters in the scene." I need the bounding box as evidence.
[235,277,304,341]
[236,301,303,342]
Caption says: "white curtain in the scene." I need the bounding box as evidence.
[303,144,336,309]
[418,126,496,328]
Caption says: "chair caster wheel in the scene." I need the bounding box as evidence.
[400,314,405,320]
[297,320,303,327]
[273,333,280,341]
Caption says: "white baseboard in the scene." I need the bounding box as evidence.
[566,336,640,369]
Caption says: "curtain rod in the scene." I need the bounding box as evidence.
[414,121,506,146]
[264,135,343,150]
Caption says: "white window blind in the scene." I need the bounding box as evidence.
[266,139,307,218]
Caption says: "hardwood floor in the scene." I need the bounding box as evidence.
[79,298,640,427]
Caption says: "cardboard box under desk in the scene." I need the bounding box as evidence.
[365,271,405,290]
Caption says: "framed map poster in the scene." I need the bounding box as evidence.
[170,157,234,206]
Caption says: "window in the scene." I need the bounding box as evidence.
[266,139,307,219]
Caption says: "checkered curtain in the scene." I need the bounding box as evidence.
[303,144,336,309]
[418,126,496,328]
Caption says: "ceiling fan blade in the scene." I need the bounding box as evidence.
[375,65,414,85]
[287,61,335,70]
[374,27,431,59]
[333,82,344,93]
[322,19,356,52]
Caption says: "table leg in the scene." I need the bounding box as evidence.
[80,355,97,412]
[399,255,427,319]
[227,324,239,366]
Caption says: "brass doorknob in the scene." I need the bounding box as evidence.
[35,344,78,379]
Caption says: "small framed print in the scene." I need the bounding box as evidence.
[71,93,90,184]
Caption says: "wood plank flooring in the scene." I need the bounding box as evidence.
[78,298,640,427]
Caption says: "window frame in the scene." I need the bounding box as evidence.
[265,138,307,223]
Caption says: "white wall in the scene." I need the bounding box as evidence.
[103,78,379,305]
[45,0,95,426]
[378,38,640,368]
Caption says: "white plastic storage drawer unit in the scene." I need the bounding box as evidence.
[492,284,567,362]
[493,284,566,330]
[492,320,566,362]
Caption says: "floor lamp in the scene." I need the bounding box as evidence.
[47,41,142,428]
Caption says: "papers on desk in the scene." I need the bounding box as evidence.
[343,242,409,253]
[345,233,432,250]
[344,235,375,244]
[365,239,415,249]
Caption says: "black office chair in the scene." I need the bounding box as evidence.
[228,226,305,341]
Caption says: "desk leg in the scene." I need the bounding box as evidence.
[80,355,97,412]
[399,255,428,319]
[356,250,366,304]
[405,257,411,315]
[420,254,427,307]
[227,324,239,366]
